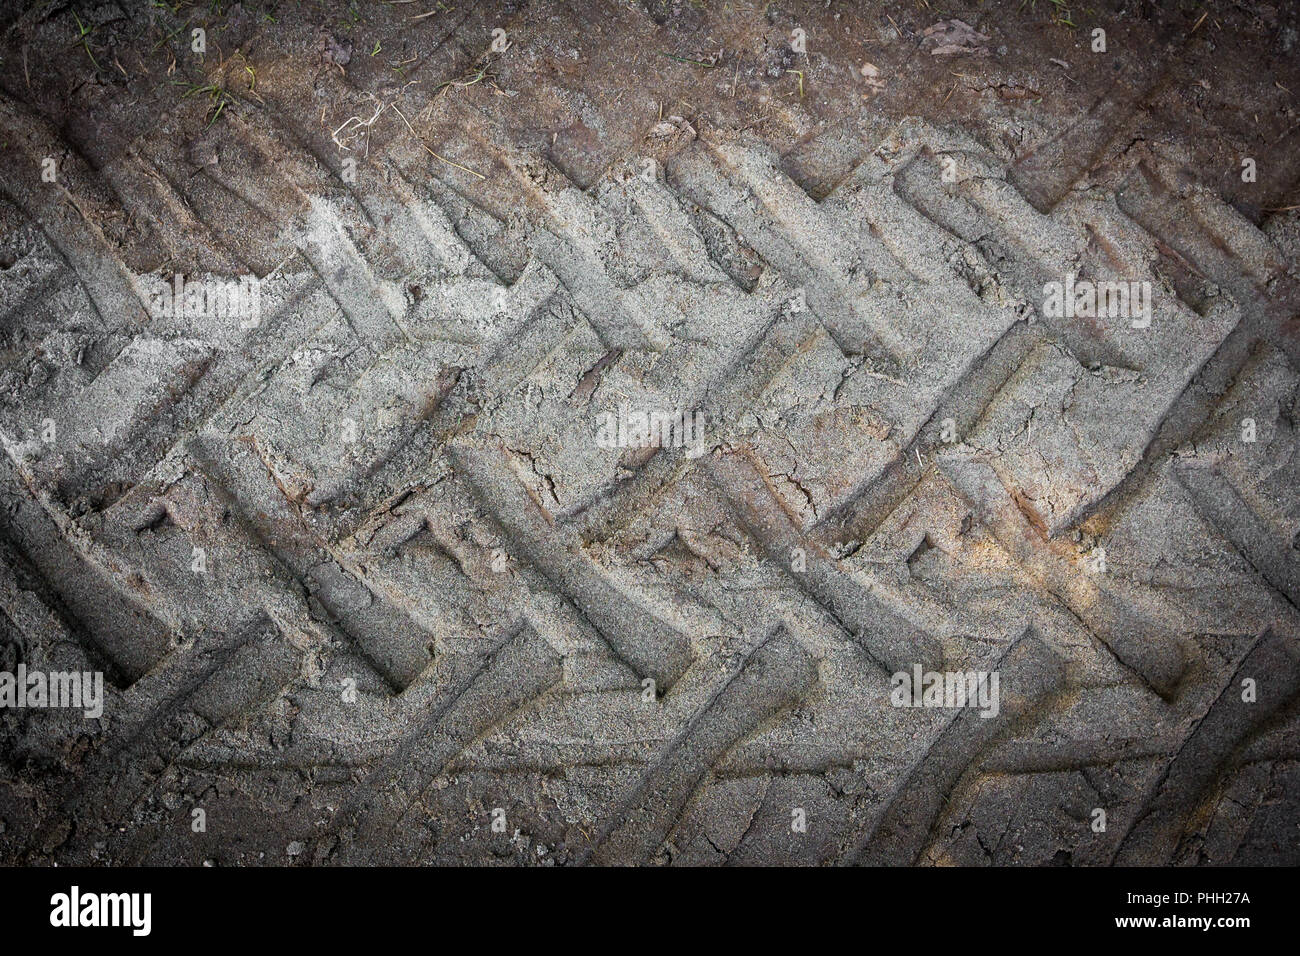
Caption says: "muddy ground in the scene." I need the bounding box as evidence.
[0,0,1298,866]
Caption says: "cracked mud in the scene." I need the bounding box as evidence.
[0,0,1298,866]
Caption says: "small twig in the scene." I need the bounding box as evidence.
[422,145,485,180]
[660,51,717,68]
[434,62,493,98]
[331,98,386,150]
[391,103,486,180]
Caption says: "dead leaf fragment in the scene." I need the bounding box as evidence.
[922,19,991,57]
[860,61,885,92]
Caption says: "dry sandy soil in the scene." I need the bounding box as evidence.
[0,0,1298,866]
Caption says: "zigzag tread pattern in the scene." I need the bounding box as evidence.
[0,12,1297,865]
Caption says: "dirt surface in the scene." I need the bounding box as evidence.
[0,0,1298,866]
